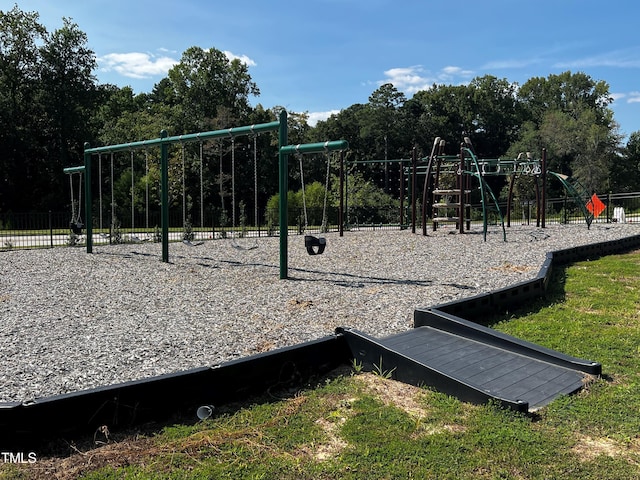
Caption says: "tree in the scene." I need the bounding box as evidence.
[38,18,98,206]
[313,104,368,161]
[518,71,614,127]
[468,75,523,157]
[360,83,407,192]
[167,46,259,133]
[611,132,640,193]
[0,6,46,211]
[412,84,475,146]
[0,7,102,212]
[514,72,619,195]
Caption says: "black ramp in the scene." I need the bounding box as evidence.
[338,326,591,412]
[383,328,587,410]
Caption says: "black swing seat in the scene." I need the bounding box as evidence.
[304,235,326,255]
[69,221,83,235]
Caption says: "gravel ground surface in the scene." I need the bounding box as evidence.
[1,222,639,403]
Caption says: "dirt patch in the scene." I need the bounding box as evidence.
[312,417,350,461]
[249,339,277,354]
[490,262,535,273]
[355,373,430,419]
[287,298,314,310]
[354,373,468,438]
[572,435,623,461]
[9,436,158,480]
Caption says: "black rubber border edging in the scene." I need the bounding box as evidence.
[0,334,350,450]
[421,234,640,322]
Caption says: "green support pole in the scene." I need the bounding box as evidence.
[84,143,93,253]
[339,150,344,237]
[278,110,288,279]
[160,130,169,262]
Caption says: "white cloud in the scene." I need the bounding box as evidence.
[383,66,432,93]
[441,66,473,77]
[481,59,539,70]
[98,49,256,81]
[99,52,178,79]
[224,50,257,67]
[628,92,640,104]
[554,48,640,69]
[307,110,340,126]
[380,65,475,95]
[439,65,474,82]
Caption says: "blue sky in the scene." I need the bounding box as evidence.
[11,0,640,140]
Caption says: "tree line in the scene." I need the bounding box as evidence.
[2,5,640,226]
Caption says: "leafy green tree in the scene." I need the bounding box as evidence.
[313,104,369,161]
[360,83,407,192]
[468,75,523,157]
[611,132,640,193]
[0,7,99,212]
[511,71,619,196]
[518,71,613,127]
[344,170,399,224]
[38,18,99,207]
[408,76,522,158]
[411,84,475,150]
[167,46,259,133]
[0,6,46,211]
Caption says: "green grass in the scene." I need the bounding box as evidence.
[3,251,640,479]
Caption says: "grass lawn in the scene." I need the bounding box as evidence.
[3,251,640,479]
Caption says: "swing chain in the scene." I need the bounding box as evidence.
[297,150,309,232]
[68,170,83,234]
[321,148,331,233]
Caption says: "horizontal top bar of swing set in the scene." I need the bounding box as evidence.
[63,165,85,174]
[83,120,281,155]
[279,140,349,155]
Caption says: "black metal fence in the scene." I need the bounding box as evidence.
[507,192,640,226]
[2,192,639,251]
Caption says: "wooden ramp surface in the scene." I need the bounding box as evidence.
[379,327,586,410]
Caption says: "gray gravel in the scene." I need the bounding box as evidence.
[1,222,638,403]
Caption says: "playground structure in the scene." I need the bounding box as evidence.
[65,110,348,279]
[342,137,600,240]
[67,123,608,269]
[413,137,600,240]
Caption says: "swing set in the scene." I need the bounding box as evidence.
[296,147,333,255]
[65,110,348,279]
[63,165,85,235]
